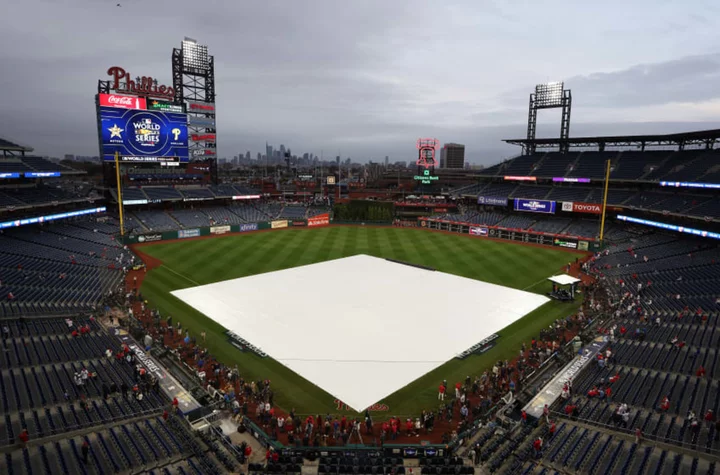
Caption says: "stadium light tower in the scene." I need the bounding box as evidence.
[172,38,218,182]
[526,81,572,154]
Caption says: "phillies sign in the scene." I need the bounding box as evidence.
[99,93,147,110]
[562,201,602,214]
[107,66,175,100]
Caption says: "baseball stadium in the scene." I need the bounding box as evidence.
[1,38,720,475]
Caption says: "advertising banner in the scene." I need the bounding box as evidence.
[25,172,61,178]
[292,221,307,227]
[186,100,216,113]
[553,238,578,249]
[553,177,590,183]
[238,223,259,232]
[0,207,106,230]
[308,213,330,227]
[147,99,184,113]
[210,225,231,235]
[188,116,216,128]
[477,196,507,206]
[562,201,602,214]
[523,337,607,419]
[191,148,217,157]
[0,173,20,179]
[99,106,189,162]
[469,226,488,236]
[191,133,216,142]
[617,215,720,240]
[271,220,288,229]
[137,233,163,243]
[98,93,147,110]
[504,176,536,181]
[513,198,556,214]
[178,228,200,239]
[232,195,261,200]
[660,181,720,190]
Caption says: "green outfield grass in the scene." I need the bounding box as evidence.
[138,226,581,416]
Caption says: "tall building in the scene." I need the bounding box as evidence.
[442,143,465,169]
[384,156,389,168]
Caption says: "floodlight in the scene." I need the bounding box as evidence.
[182,40,209,72]
[534,82,564,108]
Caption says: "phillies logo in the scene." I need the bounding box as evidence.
[107,66,175,100]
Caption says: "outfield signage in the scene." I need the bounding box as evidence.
[308,213,330,227]
[137,233,163,243]
[0,173,20,179]
[562,201,601,214]
[226,331,267,357]
[514,198,556,214]
[123,199,148,205]
[178,228,200,239]
[469,226,488,236]
[457,334,500,359]
[271,220,289,229]
[292,220,307,227]
[210,225,231,235]
[523,336,607,419]
[554,239,578,249]
[504,176,536,182]
[239,223,259,232]
[477,196,507,206]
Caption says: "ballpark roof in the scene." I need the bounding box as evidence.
[0,136,33,153]
[504,128,720,149]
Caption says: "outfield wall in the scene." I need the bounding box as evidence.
[118,215,597,252]
[419,218,601,252]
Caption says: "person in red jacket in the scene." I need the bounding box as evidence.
[609,373,620,384]
[549,421,556,438]
[696,366,706,377]
[533,437,543,458]
[705,410,715,427]
[438,383,446,401]
[659,396,670,411]
[244,444,252,458]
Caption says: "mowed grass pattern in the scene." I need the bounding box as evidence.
[140,226,580,416]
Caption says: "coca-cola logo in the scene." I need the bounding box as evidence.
[99,93,147,110]
[109,95,132,105]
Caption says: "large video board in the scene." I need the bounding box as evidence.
[99,106,189,162]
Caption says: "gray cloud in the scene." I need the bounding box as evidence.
[1,0,720,166]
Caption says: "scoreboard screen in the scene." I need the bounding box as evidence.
[99,106,189,162]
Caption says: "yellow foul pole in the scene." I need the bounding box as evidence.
[599,158,611,242]
[115,151,125,236]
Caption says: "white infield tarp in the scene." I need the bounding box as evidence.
[172,254,549,411]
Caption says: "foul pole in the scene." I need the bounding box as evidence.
[115,151,125,236]
[599,158,611,242]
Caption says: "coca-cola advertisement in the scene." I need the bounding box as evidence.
[99,93,147,110]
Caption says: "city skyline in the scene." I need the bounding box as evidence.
[2,1,720,164]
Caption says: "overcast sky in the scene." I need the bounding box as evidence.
[2,0,720,165]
